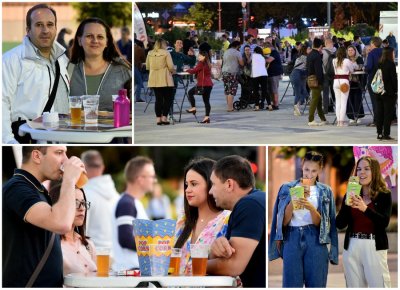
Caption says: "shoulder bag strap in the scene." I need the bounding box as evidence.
[42,60,61,113]
[26,232,56,288]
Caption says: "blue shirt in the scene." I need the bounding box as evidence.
[226,188,266,288]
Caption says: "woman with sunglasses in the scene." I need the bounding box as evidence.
[269,151,338,287]
[336,156,392,287]
[49,181,97,276]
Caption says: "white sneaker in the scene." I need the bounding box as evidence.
[349,119,356,124]
[356,118,362,124]
[319,120,328,125]
[294,105,301,116]
[308,121,321,126]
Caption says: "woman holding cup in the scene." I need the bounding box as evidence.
[49,181,97,276]
[336,156,392,287]
[269,151,338,287]
[174,157,230,276]
[69,18,132,112]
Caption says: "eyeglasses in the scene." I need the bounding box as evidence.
[75,200,91,210]
[304,152,323,162]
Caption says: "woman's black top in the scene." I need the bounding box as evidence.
[336,191,392,250]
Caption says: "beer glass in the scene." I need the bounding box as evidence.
[68,96,82,125]
[96,247,110,277]
[169,248,182,276]
[190,244,209,276]
[60,164,88,188]
[82,95,100,124]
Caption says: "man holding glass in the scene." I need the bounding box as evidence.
[2,3,70,144]
[208,155,266,288]
[3,146,85,287]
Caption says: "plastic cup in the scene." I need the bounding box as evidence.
[82,95,100,124]
[301,178,313,197]
[60,164,88,188]
[68,96,82,125]
[190,244,209,276]
[169,248,182,276]
[96,247,110,277]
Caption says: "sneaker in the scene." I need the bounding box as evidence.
[356,118,362,124]
[319,120,328,125]
[349,119,356,124]
[308,121,321,126]
[294,105,301,116]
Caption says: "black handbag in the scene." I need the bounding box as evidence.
[194,67,205,95]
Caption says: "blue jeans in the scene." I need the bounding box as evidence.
[290,69,308,105]
[283,225,329,287]
[134,66,144,101]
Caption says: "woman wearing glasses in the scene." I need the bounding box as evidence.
[269,151,338,287]
[49,181,97,276]
[336,156,392,287]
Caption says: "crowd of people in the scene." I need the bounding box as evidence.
[2,3,132,144]
[3,146,266,288]
[269,151,393,288]
[135,30,397,140]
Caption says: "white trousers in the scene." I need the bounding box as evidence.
[343,238,391,288]
[333,79,350,122]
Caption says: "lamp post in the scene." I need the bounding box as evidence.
[218,2,222,32]
[241,2,247,35]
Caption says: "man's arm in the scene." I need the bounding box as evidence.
[2,53,19,144]
[207,236,258,276]
[24,157,84,234]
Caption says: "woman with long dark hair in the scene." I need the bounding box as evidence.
[49,181,96,276]
[336,156,392,287]
[185,51,214,123]
[375,46,397,140]
[69,18,132,111]
[269,151,338,287]
[174,157,230,275]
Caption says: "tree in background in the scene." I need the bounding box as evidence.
[183,3,215,32]
[72,2,132,27]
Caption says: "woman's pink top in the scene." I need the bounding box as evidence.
[61,234,97,276]
[174,210,230,275]
[187,61,214,87]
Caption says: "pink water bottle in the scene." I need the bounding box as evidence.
[114,89,130,128]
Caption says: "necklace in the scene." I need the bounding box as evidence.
[13,173,44,193]
[83,62,111,95]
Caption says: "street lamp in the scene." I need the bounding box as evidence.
[241,2,247,35]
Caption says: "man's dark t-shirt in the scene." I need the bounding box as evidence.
[3,169,63,287]
[226,188,266,288]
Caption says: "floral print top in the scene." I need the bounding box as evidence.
[174,210,231,275]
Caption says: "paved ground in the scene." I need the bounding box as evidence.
[134,76,397,144]
[268,253,398,288]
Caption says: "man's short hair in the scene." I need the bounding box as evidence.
[81,150,104,168]
[26,4,57,30]
[124,156,153,183]
[213,155,255,189]
[371,36,382,48]
[22,146,48,163]
[245,35,253,42]
[313,38,323,49]
[121,26,130,34]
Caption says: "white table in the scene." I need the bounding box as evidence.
[19,123,132,144]
[64,272,236,288]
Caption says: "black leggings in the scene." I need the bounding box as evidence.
[187,86,213,116]
[153,87,174,117]
[376,94,396,136]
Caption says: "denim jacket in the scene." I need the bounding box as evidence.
[268,179,338,264]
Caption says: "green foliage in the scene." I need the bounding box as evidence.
[71,2,132,27]
[161,27,187,45]
[2,42,20,54]
[345,23,376,37]
[184,3,215,31]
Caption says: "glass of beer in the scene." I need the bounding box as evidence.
[169,248,182,276]
[190,244,209,276]
[60,164,88,188]
[68,96,82,125]
[96,247,110,277]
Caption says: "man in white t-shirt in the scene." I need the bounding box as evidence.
[112,156,155,271]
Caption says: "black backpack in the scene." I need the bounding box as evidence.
[324,49,335,81]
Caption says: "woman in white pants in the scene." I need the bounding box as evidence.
[332,47,358,126]
[336,156,392,287]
